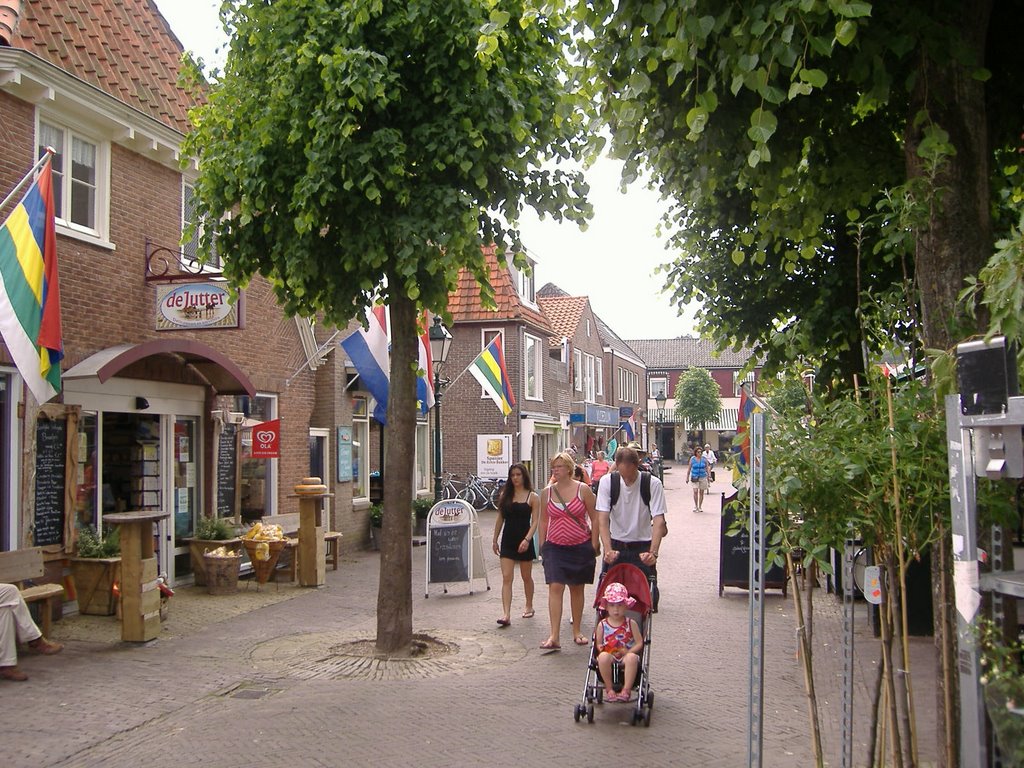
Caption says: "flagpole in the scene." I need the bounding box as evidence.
[283,328,342,386]
[0,148,56,214]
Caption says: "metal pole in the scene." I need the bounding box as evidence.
[433,371,443,502]
[747,410,766,768]
[840,537,856,768]
[0,148,55,213]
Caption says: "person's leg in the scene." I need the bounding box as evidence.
[543,583,565,647]
[0,584,41,645]
[519,561,535,616]
[597,651,615,696]
[569,584,586,643]
[697,478,706,511]
[0,606,17,668]
[620,652,640,698]
[693,482,700,511]
[498,557,515,623]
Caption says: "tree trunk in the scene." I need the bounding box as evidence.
[376,291,418,655]
[904,8,992,764]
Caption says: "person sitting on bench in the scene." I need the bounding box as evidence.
[1,583,63,682]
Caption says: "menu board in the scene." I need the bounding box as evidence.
[216,423,238,518]
[34,418,66,547]
[428,524,469,583]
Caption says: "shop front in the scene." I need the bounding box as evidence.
[569,402,620,458]
[63,339,256,586]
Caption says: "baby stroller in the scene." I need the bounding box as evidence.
[574,562,655,726]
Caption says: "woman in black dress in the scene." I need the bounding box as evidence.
[492,463,539,626]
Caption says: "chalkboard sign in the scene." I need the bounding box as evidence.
[428,524,470,583]
[718,504,787,597]
[216,423,238,518]
[34,418,66,547]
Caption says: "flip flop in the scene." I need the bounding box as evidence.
[521,610,535,619]
[574,635,589,645]
[496,618,511,627]
[539,640,561,650]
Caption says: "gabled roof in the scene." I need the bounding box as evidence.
[9,0,198,133]
[537,282,569,298]
[595,314,643,366]
[626,336,756,369]
[537,294,589,348]
[449,246,552,334]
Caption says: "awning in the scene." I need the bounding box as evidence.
[685,407,738,432]
[64,339,256,396]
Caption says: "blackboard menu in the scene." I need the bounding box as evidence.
[216,423,237,518]
[428,524,469,583]
[718,504,786,596]
[34,418,66,547]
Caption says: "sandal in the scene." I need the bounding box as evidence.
[496,618,511,627]
[539,640,561,650]
[574,635,589,645]
[521,610,535,619]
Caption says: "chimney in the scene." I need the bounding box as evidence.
[0,2,22,46]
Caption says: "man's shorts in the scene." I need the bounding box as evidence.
[696,477,709,491]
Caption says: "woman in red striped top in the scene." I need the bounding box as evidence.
[537,452,600,650]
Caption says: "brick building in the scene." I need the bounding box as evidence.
[626,336,760,461]
[0,0,365,592]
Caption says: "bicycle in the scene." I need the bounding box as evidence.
[457,474,502,511]
[439,472,464,501]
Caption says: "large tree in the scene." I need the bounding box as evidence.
[184,0,590,653]
[574,0,1023,380]
[674,367,721,440]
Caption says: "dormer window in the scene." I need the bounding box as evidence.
[516,259,535,303]
[37,119,110,244]
[183,182,221,271]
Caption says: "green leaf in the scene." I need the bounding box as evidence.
[799,68,828,88]
[835,20,857,46]
[747,108,778,144]
[833,1,872,19]
[789,81,813,99]
[731,248,746,265]
[686,106,709,135]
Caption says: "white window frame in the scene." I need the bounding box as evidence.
[182,181,223,272]
[573,349,582,391]
[351,396,370,501]
[524,333,543,401]
[36,116,112,247]
[481,328,505,400]
[650,376,668,399]
[734,371,755,396]
[584,353,595,402]
[517,262,535,303]
[595,358,603,397]
[415,421,429,493]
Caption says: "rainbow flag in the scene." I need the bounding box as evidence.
[468,336,516,417]
[0,157,63,404]
[736,386,758,469]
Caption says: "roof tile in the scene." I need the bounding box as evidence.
[625,336,757,369]
[449,246,553,334]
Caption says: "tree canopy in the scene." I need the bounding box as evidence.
[574,0,1024,380]
[674,367,721,434]
[183,0,591,652]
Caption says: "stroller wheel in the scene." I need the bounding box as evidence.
[573,704,582,722]
[596,688,604,704]
[631,711,641,727]
[586,703,594,723]
[644,707,652,727]
[647,691,654,709]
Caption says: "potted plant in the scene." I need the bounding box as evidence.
[69,525,121,616]
[412,497,433,537]
[185,515,241,586]
[368,503,383,550]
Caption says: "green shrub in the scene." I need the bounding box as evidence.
[195,515,236,540]
[75,525,120,558]
[412,497,434,519]
[369,504,383,528]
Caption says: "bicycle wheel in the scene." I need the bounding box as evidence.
[489,480,505,509]
[468,485,488,511]
[456,486,477,506]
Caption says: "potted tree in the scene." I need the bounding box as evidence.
[69,525,121,616]
[368,504,383,550]
[185,515,241,586]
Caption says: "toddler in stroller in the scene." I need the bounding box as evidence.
[574,563,655,726]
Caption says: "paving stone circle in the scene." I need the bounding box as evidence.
[248,628,528,681]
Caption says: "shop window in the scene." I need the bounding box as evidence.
[235,394,277,519]
[352,396,369,500]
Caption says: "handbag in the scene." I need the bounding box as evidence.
[548,484,598,556]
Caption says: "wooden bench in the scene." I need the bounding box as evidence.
[0,547,65,637]
[251,514,342,580]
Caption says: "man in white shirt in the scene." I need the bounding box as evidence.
[596,445,668,611]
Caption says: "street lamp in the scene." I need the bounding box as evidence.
[654,392,666,477]
[429,316,453,501]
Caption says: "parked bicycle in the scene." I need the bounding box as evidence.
[457,473,503,511]
[439,472,464,501]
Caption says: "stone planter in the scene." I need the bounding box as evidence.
[69,557,121,616]
[185,537,242,586]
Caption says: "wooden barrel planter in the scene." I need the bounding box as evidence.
[203,552,242,595]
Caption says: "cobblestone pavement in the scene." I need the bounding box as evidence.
[2,464,939,767]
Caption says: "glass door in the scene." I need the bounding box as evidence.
[166,415,200,584]
[309,428,330,518]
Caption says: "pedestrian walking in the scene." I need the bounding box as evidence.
[492,463,539,627]
[687,446,710,512]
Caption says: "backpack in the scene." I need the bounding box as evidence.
[609,470,652,508]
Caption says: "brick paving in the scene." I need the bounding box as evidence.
[1,464,940,767]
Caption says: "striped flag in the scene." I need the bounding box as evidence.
[0,156,63,404]
[416,312,435,414]
[736,386,757,469]
[468,335,516,417]
[340,305,390,424]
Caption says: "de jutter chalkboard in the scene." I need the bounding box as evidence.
[428,524,469,583]
[34,418,66,547]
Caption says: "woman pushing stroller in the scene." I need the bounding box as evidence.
[595,582,644,702]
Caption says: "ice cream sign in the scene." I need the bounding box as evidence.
[156,283,239,330]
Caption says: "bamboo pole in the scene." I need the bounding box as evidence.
[788,551,824,767]
[883,374,919,765]
[878,553,905,768]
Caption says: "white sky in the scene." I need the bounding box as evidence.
[154,0,698,341]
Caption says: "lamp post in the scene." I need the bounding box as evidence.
[654,392,666,479]
[429,316,453,502]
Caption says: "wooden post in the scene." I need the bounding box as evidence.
[105,510,170,642]
[293,478,330,587]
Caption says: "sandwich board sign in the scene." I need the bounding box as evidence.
[425,499,490,596]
